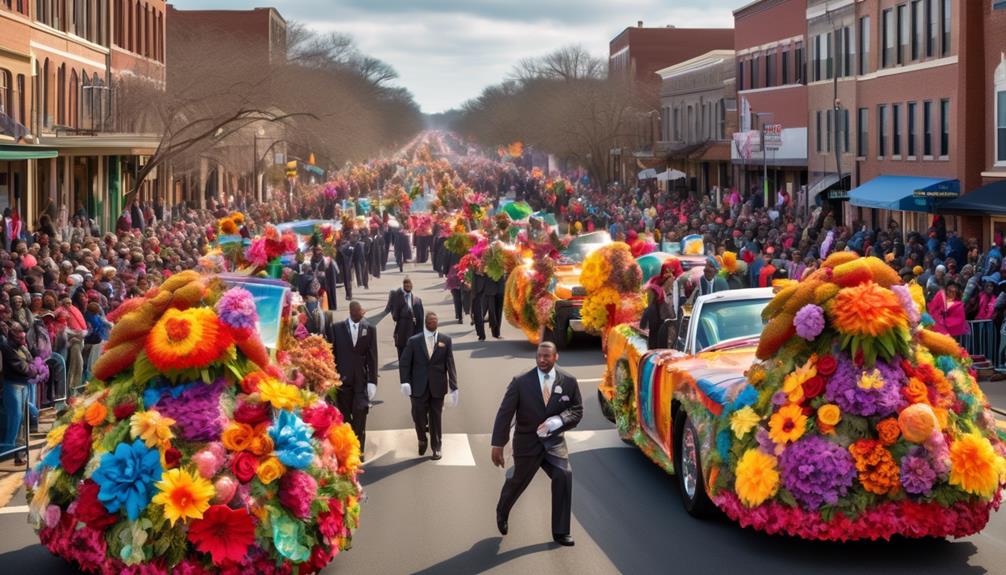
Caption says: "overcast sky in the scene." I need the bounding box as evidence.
[169,0,736,113]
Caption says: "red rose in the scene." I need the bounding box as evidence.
[899,360,916,379]
[301,404,342,438]
[164,447,182,469]
[113,402,136,420]
[231,451,258,483]
[60,422,92,475]
[803,376,826,401]
[309,545,335,572]
[233,401,271,426]
[816,356,837,377]
[74,480,117,531]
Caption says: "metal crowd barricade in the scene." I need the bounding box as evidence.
[958,319,998,366]
[48,353,69,408]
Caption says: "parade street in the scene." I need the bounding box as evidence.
[0,264,1004,575]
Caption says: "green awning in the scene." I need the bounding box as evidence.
[0,145,58,161]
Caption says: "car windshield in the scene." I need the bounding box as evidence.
[694,298,771,351]
[560,232,611,263]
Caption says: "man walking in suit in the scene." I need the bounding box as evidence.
[471,269,487,341]
[485,272,506,339]
[354,232,370,289]
[491,341,583,546]
[399,311,458,461]
[386,277,423,360]
[330,301,378,459]
[337,237,355,300]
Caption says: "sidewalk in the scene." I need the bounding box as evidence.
[983,378,1006,415]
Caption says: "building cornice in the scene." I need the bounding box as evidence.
[657,50,735,79]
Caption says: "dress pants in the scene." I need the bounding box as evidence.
[487,293,504,338]
[411,387,444,451]
[471,292,486,339]
[496,452,573,536]
[335,384,369,451]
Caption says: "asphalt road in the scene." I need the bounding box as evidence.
[1,261,1006,574]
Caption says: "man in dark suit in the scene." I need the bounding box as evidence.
[386,277,423,359]
[491,341,583,547]
[471,270,487,341]
[337,238,355,300]
[394,228,411,273]
[369,227,384,280]
[329,301,378,458]
[399,311,458,460]
[354,233,369,289]
[485,272,506,339]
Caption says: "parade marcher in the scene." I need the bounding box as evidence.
[329,301,378,459]
[303,295,335,337]
[485,271,506,340]
[354,232,369,289]
[387,277,424,359]
[399,311,458,460]
[394,227,411,273]
[491,341,582,546]
[369,226,384,280]
[471,269,488,341]
[337,237,355,301]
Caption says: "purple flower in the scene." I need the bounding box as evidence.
[891,285,920,325]
[771,391,789,407]
[793,304,825,341]
[28,356,49,386]
[824,354,906,417]
[154,379,226,441]
[900,451,937,495]
[779,436,857,510]
[756,427,777,455]
[216,287,258,330]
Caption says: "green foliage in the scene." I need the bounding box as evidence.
[101,420,132,453]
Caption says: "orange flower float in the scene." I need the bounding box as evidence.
[146,307,232,371]
[828,281,907,338]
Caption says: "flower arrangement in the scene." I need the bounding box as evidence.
[504,245,558,344]
[706,255,1006,541]
[27,273,362,573]
[482,241,520,282]
[282,334,342,399]
[579,243,644,336]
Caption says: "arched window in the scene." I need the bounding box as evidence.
[69,69,78,128]
[0,69,10,119]
[996,57,1006,166]
[57,64,65,125]
[92,72,102,129]
[135,1,141,56]
[81,72,91,129]
[16,74,25,127]
[41,58,50,128]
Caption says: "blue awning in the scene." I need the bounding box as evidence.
[848,175,959,212]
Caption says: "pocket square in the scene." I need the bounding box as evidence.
[561,395,570,402]
[437,342,446,348]
[553,385,562,394]
[361,328,368,337]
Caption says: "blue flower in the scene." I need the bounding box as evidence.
[269,410,314,469]
[39,445,61,470]
[716,429,732,461]
[91,439,163,520]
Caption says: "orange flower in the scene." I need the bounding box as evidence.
[146,308,232,372]
[248,424,274,457]
[768,404,807,445]
[328,423,362,476]
[949,433,1006,498]
[84,402,108,427]
[875,418,901,446]
[829,282,908,337]
[219,218,238,235]
[222,422,255,452]
[849,439,900,495]
[902,377,931,405]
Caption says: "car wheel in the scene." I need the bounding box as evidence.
[611,359,636,445]
[673,413,716,518]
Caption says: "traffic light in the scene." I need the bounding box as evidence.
[286,161,298,179]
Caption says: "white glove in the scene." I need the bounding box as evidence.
[367,383,377,401]
[537,415,563,437]
[447,389,459,408]
[400,383,412,397]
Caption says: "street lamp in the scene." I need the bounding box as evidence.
[253,127,265,203]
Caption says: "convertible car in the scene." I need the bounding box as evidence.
[598,288,773,515]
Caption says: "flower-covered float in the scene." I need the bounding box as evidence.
[578,242,644,343]
[26,271,363,573]
[601,254,1006,540]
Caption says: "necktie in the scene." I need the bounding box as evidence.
[351,322,358,345]
[542,373,551,404]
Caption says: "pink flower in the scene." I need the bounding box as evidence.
[192,445,225,479]
[279,470,318,519]
[246,239,269,267]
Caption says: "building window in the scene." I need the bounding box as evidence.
[923,100,933,156]
[827,109,833,153]
[782,49,790,84]
[751,54,759,89]
[825,32,833,79]
[795,43,805,84]
[843,108,850,153]
[907,102,917,157]
[911,1,923,61]
[882,9,894,68]
[813,35,821,82]
[941,0,951,56]
[859,16,871,75]
[897,4,908,66]
[738,61,745,91]
[673,108,680,141]
[765,51,775,88]
[816,111,822,153]
[939,98,950,157]
[926,0,937,57]
[16,74,24,127]
[843,27,853,78]
[858,108,868,157]
[0,70,9,120]
[719,100,726,140]
[892,103,902,156]
[879,104,888,157]
[997,90,1006,164]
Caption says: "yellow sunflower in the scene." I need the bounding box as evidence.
[152,468,215,526]
[145,307,231,371]
[734,449,780,507]
[258,378,303,411]
[768,404,807,445]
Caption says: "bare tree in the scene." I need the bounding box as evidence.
[509,45,606,83]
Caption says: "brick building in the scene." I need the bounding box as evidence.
[656,50,737,199]
[733,0,809,210]
[608,22,733,185]
[0,0,166,230]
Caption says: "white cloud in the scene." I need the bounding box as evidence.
[169,0,735,113]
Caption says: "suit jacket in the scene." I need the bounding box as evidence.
[485,275,505,296]
[491,368,583,458]
[399,332,457,398]
[386,288,423,347]
[329,319,378,410]
[306,308,335,337]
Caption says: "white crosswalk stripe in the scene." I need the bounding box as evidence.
[362,428,628,467]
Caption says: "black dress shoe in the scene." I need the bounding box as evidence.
[552,534,574,546]
[430,449,442,460]
[419,441,428,456]
[478,336,486,341]
[496,512,508,535]
[359,453,366,463]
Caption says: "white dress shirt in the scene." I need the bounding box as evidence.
[538,368,555,399]
[349,320,359,345]
[424,328,437,358]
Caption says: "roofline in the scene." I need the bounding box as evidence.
[656,49,736,79]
